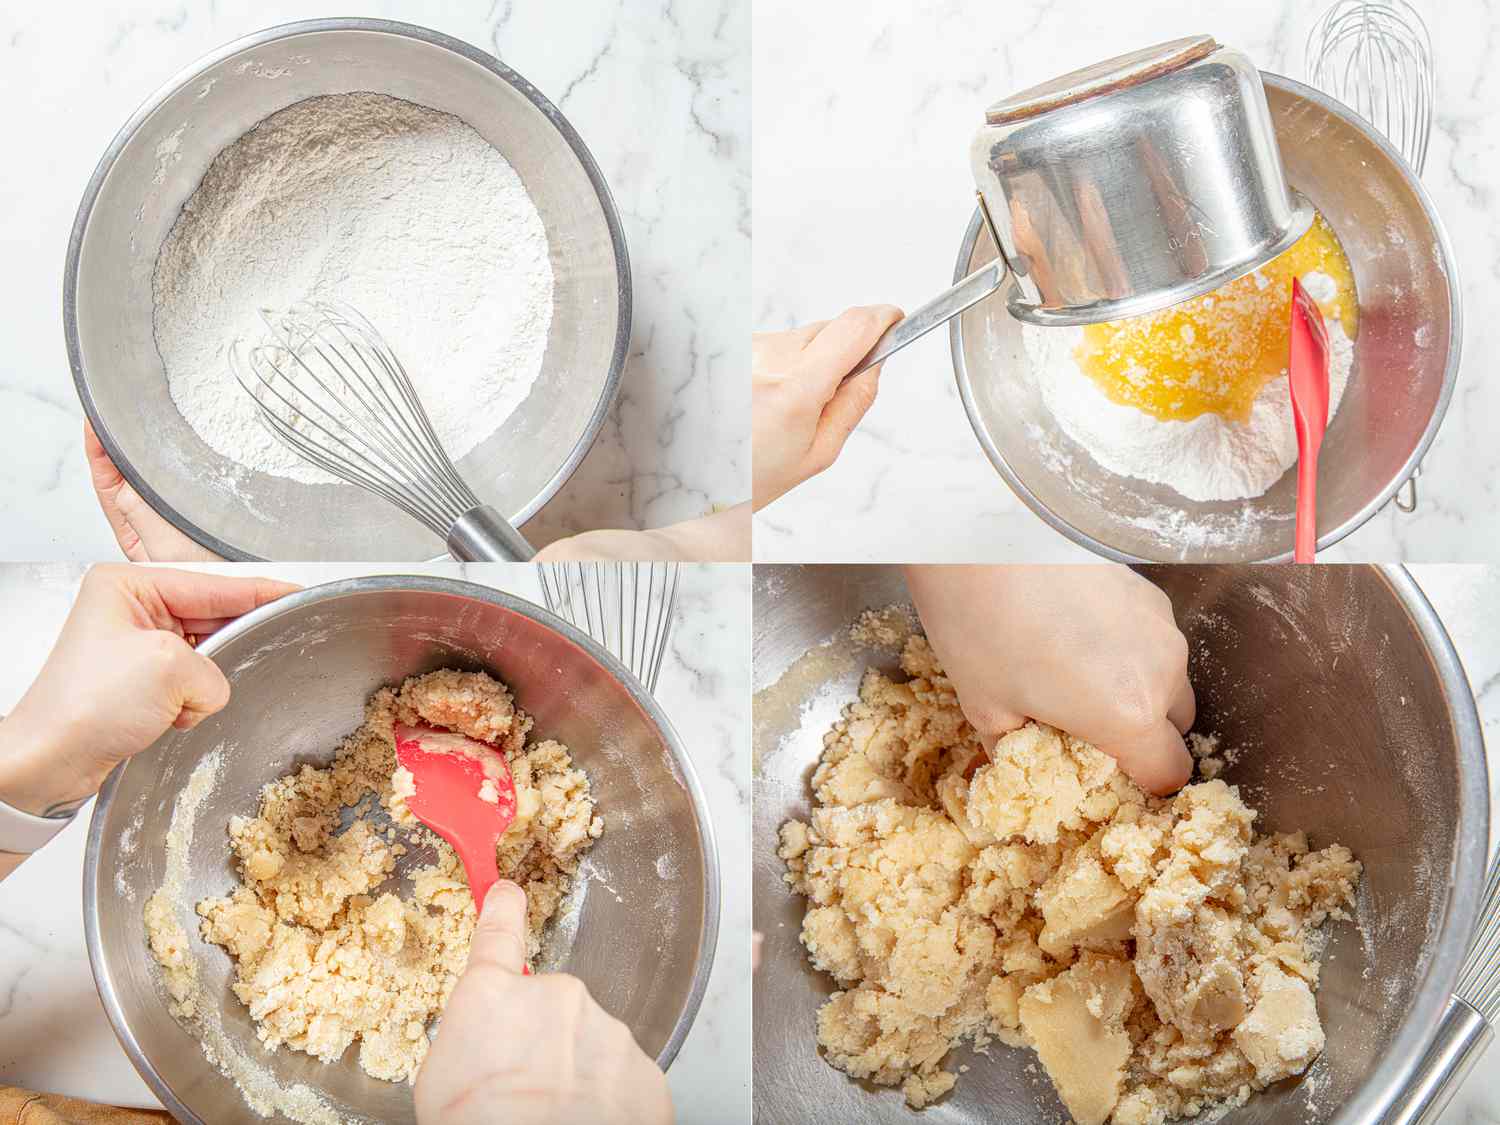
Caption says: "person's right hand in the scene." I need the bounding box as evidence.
[85,421,222,562]
[416,881,673,1125]
[904,565,1195,795]
[534,503,751,562]
[751,305,903,510]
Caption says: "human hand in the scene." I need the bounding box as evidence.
[904,565,1195,794]
[416,881,672,1125]
[0,565,298,819]
[85,421,223,562]
[752,305,903,510]
[534,504,750,562]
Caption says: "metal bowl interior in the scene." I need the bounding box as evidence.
[752,564,1488,1125]
[85,577,716,1125]
[953,75,1461,562]
[66,19,629,560]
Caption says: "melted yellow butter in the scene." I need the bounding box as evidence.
[1075,213,1359,423]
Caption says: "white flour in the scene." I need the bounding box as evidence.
[154,92,554,484]
[1025,271,1354,502]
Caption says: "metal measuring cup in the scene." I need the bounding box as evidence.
[856,36,1314,372]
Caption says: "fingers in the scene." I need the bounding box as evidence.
[1100,718,1194,796]
[534,529,676,562]
[789,319,830,347]
[465,880,530,976]
[161,635,233,729]
[82,419,115,477]
[773,319,828,351]
[796,305,904,400]
[134,567,301,625]
[84,421,149,562]
[1135,570,1179,624]
[979,731,999,761]
[1167,676,1196,736]
[652,503,752,562]
[750,318,834,357]
[85,421,225,563]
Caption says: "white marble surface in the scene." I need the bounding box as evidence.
[0,562,751,1124]
[0,0,748,559]
[753,0,1500,563]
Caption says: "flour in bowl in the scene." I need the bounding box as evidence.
[1026,268,1356,503]
[153,92,554,483]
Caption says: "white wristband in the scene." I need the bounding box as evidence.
[0,793,72,854]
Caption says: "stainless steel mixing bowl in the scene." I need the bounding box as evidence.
[84,576,717,1124]
[753,564,1488,1125]
[953,75,1462,562]
[860,38,1314,372]
[65,19,630,560]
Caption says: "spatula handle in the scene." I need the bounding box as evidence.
[462,844,501,916]
[464,859,532,975]
[845,260,1008,381]
[1294,438,1319,563]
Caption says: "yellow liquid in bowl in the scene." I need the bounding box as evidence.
[1074,213,1358,423]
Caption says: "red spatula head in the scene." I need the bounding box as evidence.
[394,723,517,915]
[1289,277,1331,564]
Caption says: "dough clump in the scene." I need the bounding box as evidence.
[780,637,1359,1122]
[148,670,601,1084]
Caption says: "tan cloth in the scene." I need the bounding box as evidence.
[0,1088,170,1125]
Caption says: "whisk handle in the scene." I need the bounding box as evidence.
[446,505,536,561]
[1380,995,1492,1124]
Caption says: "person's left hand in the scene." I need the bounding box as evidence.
[0,565,298,819]
[85,421,223,562]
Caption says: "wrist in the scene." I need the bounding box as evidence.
[0,704,99,818]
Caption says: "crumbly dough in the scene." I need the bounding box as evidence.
[147,670,601,1086]
[779,637,1360,1123]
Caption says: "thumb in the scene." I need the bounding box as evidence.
[1097,718,1193,797]
[465,880,529,976]
[162,637,232,730]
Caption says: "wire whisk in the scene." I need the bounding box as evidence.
[539,562,680,694]
[1456,858,1500,1023]
[230,300,534,560]
[1306,0,1434,175]
[1384,856,1500,1123]
[1306,0,1433,515]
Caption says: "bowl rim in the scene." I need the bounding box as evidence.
[1334,564,1490,1125]
[82,573,720,1123]
[63,17,633,562]
[950,72,1465,564]
[748,562,1489,1125]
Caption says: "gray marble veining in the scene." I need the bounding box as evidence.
[0,562,751,1123]
[0,0,748,559]
[752,0,1500,564]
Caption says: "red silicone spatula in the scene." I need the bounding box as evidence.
[394,723,518,915]
[1289,277,1331,564]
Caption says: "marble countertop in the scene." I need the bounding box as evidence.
[0,562,751,1124]
[753,0,1499,563]
[0,0,748,559]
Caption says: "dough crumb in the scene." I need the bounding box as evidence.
[144,890,199,1019]
[146,670,601,1087]
[781,636,1360,1120]
[849,604,919,649]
